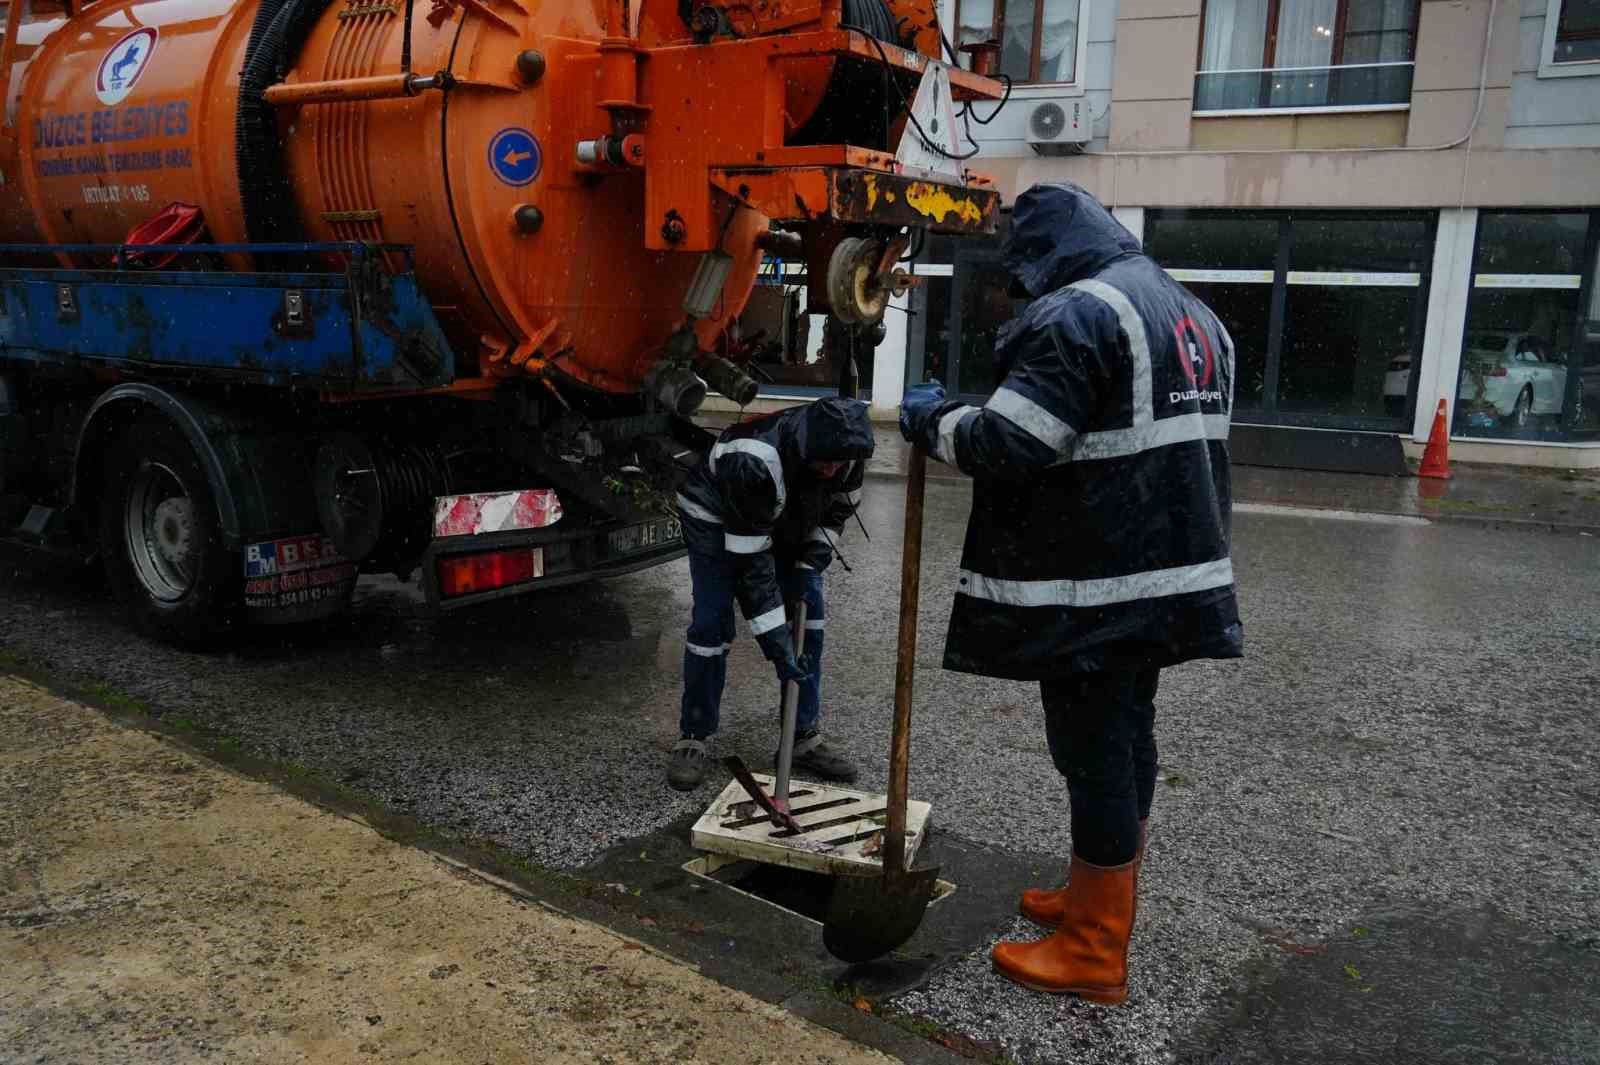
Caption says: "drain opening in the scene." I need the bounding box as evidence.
[683,854,956,925]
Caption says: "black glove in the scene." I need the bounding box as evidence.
[756,626,812,688]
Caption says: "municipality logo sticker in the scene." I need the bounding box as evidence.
[96,27,158,106]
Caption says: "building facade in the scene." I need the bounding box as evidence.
[862,0,1600,467]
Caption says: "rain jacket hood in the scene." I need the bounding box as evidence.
[797,396,876,463]
[1002,183,1142,299]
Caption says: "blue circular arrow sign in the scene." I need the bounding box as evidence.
[488,127,542,187]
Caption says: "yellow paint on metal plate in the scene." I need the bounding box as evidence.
[906,183,983,226]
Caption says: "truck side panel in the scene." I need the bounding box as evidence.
[0,251,453,390]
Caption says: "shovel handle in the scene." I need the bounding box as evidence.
[885,446,926,878]
[774,600,807,806]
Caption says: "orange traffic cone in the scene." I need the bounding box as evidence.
[1418,399,1452,480]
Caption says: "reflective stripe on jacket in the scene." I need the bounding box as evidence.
[677,397,873,637]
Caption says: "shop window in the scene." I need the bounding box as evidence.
[911,260,1024,399]
[1148,209,1433,428]
[954,263,1024,395]
[1182,282,1273,411]
[1141,215,1279,271]
[1195,0,1418,111]
[919,275,955,385]
[907,219,1015,399]
[1453,210,1599,441]
[1146,214,1278,412]
[955,0,1083,84]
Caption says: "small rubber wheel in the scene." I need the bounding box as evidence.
[98,415,239,645]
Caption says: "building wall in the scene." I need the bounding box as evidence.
[1505,0,1600,147]
[941,0,1600,208]
[1107,0,1198,149]
[1190,112,1410,150]
[1405,0,1519,148]
[881,0,1600,464]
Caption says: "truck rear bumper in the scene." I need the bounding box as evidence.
[419,514,684,611]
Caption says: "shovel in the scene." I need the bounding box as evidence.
[822,445,940,964]
[722,599,809,835]
[772,600,808,817]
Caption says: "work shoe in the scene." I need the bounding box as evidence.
[779,731,858,783]
[992,854,1137,1003]
[667,738,712,791]
[1021,818,1147,927]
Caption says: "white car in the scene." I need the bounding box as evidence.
[1456,332,1568,429]
[1382,355,1412,417]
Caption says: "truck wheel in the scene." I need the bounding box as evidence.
[98,416,238,644]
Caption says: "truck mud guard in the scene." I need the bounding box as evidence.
[74,383,246,548]
[74,383,332,553]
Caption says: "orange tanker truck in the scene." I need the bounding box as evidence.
[0,0,1003,642]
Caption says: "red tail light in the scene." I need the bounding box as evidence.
[437,548,543,598]
[1487,367,1508,377]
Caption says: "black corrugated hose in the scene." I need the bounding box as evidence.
[236,0,337,258]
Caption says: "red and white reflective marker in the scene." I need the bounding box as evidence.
[433,490,562,538]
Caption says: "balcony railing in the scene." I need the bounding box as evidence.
[1193,61,1415,114]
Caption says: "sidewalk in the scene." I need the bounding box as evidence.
[0,676,896,1065]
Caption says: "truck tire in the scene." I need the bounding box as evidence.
[98,415,239,645]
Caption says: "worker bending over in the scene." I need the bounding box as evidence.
[669,397,875,791]
[899,184,1243,1003]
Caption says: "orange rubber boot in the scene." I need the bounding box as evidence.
[993,854,1137,1003]
[1020,819,1146,927]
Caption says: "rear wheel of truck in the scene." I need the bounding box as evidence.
[98,416,238,645]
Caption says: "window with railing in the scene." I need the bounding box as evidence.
[1194,0,1419,112]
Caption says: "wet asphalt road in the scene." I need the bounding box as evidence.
[3,479,1598,1064]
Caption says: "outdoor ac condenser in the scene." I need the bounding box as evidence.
[1026,100,1089,155]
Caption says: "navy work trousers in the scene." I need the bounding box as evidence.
[1039,669,1161,866]
[679,518,825,741]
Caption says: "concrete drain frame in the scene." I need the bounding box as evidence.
[686,772,954,925]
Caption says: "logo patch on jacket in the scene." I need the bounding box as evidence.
[1170,316,1221,404]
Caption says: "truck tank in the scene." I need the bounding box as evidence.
[0,0,1003,405]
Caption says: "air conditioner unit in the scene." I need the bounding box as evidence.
[1027,100,1089,155]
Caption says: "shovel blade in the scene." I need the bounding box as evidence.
[822,864,942,964]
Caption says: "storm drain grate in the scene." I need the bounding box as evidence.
[690,771,932,876]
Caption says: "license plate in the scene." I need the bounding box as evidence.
[608,518,682,557]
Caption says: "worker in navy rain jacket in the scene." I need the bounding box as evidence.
[669,397,875,791]
[899,183,1244,1003]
